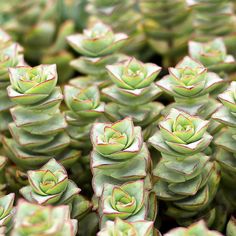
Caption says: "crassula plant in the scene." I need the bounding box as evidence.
[3,64,80,169]
[64,84,105,150]
[11,200,78,236]
[157,56,223,116]
[67,21,128,88]
[99,180,155,227]
[103,57,163,139]
[20,159,80,205]
[90,117,151,196]
[97,218,158,236]
[189,38,236,74]
[149,109,220,226]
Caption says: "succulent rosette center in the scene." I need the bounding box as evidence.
[203,45,224,62]
[29,168,68,197]
[110,187,137,214]
[159,109,211,154]
[9,64,57,95]
[102,181,146,221]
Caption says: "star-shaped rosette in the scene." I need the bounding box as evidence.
[149,109,212,155]
[103,57,162,106]
[67,22,128,58]
[64,85,105,120]
[213,82,236,127]
[189,38,236,73]
[100,180,150,226]
[20,159,80,205]
[156,56,223,102]
[7,64,58,105]
[98,218,157,236]
[12,200,78,236]
[91,117,143,160]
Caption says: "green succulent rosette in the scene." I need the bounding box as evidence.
[64,84,105,149]
[20,159,80,205]
[157,56,223,131]
[98,218,159,236]
[140,0,192,66]
[86,0,146,57]
[67,22,129,88]
[0,193,15,234]
[189,38,236,74]
[11,199,78,236]
[103,57,163,139]
[0,28,24,132]
[99,180,155,227]
[164,220,223,236]
[226,216,236,236]
[3,64,80,170]
[67,22,128,57]
[149,109,220,225]
[90,117,151,196]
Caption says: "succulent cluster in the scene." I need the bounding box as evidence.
[1,1,236,235]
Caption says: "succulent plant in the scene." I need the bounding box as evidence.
[103,57,164,139]
[1,0,75,83]
[67,21,128,88]
[189,38,236,74]
[3,64,80,170]
[0,193,15,234]
[20,159,80,205]
[164,220,223,236]
[98,218,158,236]
[90,117,151,196]
[157,56,223,133]
[212,81,236,209]
[86,0,147,57]
[64,84,105,150]
[0,28,24,133]
[149,108,220,225]
[99,180,156,227]
[140,0,192,66]
[11,199,78,236]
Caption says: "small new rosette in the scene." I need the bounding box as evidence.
[64,84,105,148]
